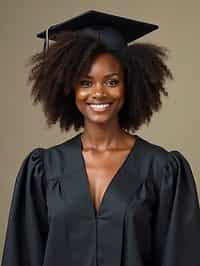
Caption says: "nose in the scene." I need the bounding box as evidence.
[91,83,107,98]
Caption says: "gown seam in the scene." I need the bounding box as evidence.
[37,147,49,212]
[157,151,172,190]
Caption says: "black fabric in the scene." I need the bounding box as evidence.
[36,10,158,46]
[1,133,200,266]
[78,26,127,51]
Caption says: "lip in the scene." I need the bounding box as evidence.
[87,102,112,104]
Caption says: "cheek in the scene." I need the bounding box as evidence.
[75,89,88,103]
[115,86,125,109]
[76,88,87,97]
[112,86,125,101]
[75,89,89,112]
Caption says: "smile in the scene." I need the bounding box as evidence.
[87,103,112,112]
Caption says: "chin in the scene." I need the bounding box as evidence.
[85,114,118,125]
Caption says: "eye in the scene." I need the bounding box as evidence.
[79,79,93,88]
[105,79,120,87]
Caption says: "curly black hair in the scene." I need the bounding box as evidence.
[28,31,173,133]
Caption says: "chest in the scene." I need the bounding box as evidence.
[81,149,131,213]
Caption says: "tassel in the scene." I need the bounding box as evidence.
[43,27,50,53]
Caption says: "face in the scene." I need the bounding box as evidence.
[75,53,125,126]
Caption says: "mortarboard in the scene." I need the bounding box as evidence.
[37,10,159,51]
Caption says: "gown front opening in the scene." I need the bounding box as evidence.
[1,133,200,266]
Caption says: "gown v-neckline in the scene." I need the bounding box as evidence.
[77,133,140,218]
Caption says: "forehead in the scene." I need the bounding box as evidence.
[86,53,123,76]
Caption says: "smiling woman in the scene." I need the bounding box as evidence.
[27,23,172,132]
[1,9,200,266]
[75,53,125,125]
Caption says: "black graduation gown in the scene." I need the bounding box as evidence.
[1,133,200,266]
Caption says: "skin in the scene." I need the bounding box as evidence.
[74,52,137,214]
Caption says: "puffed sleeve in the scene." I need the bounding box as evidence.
[1,148,49,266]
[153,150,200,266]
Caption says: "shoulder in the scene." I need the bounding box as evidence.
[21,147,46,168]
[139,135,191,169]
[44,133,80,152]
[19,134,78,174]
[136,135,192,187]
[35,133,81,177]
[136,135,170,167]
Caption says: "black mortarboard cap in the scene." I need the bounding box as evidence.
[37,10,159,51]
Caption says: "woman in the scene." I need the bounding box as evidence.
[1,10,200,266]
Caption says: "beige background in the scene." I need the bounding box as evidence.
[0,0,199,260]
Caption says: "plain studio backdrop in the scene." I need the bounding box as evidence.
[0,0,199,260]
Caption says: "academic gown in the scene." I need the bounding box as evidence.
[1,133,200,266]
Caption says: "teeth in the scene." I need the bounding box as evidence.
[90,104,110,109]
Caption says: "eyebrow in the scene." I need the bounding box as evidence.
[82,73,121,78]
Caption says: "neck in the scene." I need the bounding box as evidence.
[81,119,125,149]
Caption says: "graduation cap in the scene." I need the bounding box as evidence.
[37,10,159,51]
